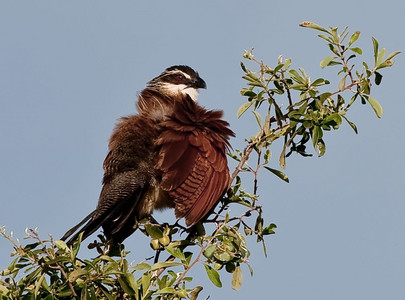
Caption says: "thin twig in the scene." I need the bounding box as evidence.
[281,73,293,108]
[59,265,78,298]
[229,144,255,188]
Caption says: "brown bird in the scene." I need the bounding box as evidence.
[61,65,234,245]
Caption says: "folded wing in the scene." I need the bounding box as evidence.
[156,98,234,226]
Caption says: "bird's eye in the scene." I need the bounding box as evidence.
[175,74,185,82]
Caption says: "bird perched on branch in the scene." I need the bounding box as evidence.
[61,65,234,245]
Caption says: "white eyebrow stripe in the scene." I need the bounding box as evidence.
[165,70,191,80]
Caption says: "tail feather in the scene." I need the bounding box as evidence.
[61,211,102,245]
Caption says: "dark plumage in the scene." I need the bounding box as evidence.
[61,65,234,245]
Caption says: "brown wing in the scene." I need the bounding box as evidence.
[157,130,229,226]
[61,115,160,245]
[156,97,234,226]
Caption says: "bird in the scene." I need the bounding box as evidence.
[61,65,235,245]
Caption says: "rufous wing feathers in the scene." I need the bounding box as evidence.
[156,98,234,226]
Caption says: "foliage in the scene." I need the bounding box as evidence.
[0,22,399,299]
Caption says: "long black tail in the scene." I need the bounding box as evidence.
[60,211,104,245]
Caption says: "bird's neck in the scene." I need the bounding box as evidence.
[136,88,184,121]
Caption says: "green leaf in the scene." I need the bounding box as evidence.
[141,273,152,293]
[312,78,330,86]
[349,47,363,55]
[385,51,401,61]
[255,214,263,234]
[363,61,369,69]
[71,232,83,259]
[320,56,336,68]
[299,21,330,34]
[165,245,186,262]
[100,288,115,300]
[342,115,358,134]
[204,264,222,288]
[240,61,247,72]
[345,94,357,110]
[328,43,339,55]
[289,83,306,90]
[264,166,289,183]
[184,251,193,265]
[261,239,268,257]
[118,276,136,296]
[284,58,292,69]
[133,262,151,271]
[264,114,271,136]
[263,149,271,164]
[231,265,243,291]
[241,90,256,97]
[312,126,323,148]
[288,69,305,84]
[317,34,333,43]
[154,287,176,294]
[203,245,217,259]
[322,113,342,128]
[348,31,360,47]
[367,97,383,118]
[262,223,277,235]
[151,261,184,271]
[190,286,203,300]
[299,67,308,79]
[316,139,326,157]
[336,94,345,110]
[213,251,232,262]
[347,54,357,62]
[279,144,287,169]
[81,284,89,300]
[372,37,379,65]
[375,71,383,85]
[98,255,115,262]
[57,287,75,298]
[340,26,349,42]
[330,27,338,42]
[243,72,261,85]
[144,224,163,239]
[376,47,386,67]
[274,63,284,73]
[125,274,139,294]
[376,59,394,69]
[237,101,253,118]
[318,92,332,103]
[252,111,261,128]
[0,284,9,294]
[68,269,87,282]
[338,76,346,91]
[23,242,40,251]
[34,273,45,297]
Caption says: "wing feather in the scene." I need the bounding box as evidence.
[160,144,200,190]
[156,96,235,226]
[157,138,189,171]
[157,131,229,226]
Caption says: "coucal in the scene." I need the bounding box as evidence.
[61,65,234,245]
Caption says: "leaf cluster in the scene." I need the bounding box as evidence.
[237,21,399,174]
[0,185,272,299]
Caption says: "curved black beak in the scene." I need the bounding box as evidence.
[193,76,207,89]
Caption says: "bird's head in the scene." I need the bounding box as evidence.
[147,65,207,102]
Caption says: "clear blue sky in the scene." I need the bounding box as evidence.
[1,1,404,299]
